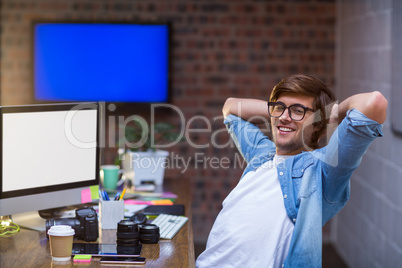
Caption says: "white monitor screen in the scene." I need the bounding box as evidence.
[0,103,100,216]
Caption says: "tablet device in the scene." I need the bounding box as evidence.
[72,243,142,257]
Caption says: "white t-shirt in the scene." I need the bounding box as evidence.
[196,156,294,268]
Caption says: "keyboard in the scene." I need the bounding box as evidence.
[152,214,188,239]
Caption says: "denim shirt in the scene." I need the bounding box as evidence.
[224,109,383,268]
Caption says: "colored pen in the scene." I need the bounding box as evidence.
[114,192,121,201]
[98,189,103,201]
[103,190,110,201]
[119,188,127,201]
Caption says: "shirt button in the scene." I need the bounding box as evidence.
[293,218,296,222]
[284,194,288,199]
[279,172,283,176]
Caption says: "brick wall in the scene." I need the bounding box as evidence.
[334,0,402,266]
[0,0,336,245]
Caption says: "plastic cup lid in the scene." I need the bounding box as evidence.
[47,225,75,236]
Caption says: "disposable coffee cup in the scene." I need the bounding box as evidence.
[47,225,75,262]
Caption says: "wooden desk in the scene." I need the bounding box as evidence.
[0,178,195,268]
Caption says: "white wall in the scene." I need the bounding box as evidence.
[334,0,402,267]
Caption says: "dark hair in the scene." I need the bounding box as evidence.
[270,74,336,148]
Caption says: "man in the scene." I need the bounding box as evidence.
[196,74,387,268]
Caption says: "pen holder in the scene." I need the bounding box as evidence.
[99,199,124,229]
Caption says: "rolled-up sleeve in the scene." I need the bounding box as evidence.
[224,114,275,164]
[321,108,383,207]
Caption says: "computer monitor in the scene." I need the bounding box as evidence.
[0,103,100,228]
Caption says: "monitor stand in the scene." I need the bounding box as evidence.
[11,211,47,231]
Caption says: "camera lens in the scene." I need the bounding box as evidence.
[116,220,139,245]
[130,213,147,225]
[139,224,160,244]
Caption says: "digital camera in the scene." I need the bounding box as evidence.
[46,207,98,242]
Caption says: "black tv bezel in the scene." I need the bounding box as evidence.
[30,20,173,111]
[0,102,100,200]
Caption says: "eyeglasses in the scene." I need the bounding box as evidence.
[268,101,315,121]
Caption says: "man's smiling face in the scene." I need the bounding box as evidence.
[270,93,318,155]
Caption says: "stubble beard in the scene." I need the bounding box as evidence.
[273,135,305,154]
[272,127,315,155]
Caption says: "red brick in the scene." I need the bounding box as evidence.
[0,0,335,243]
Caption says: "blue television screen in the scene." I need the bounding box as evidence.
[33,23,170,103]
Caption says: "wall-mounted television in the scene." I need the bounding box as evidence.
[32,22,171,104]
